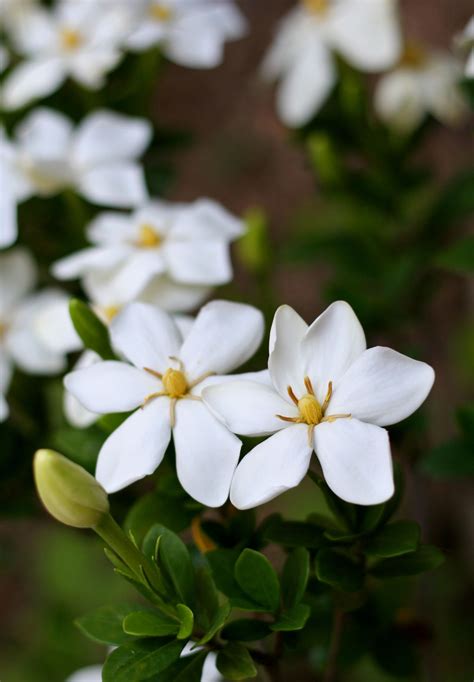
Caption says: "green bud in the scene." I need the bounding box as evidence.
[34,449,109,528]
[307,133,343,187]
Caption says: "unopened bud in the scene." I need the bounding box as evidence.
[34,449,109,528]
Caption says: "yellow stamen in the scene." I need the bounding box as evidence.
[137,224,162,249]
[400,42,426,68]
[298,394,323,425]
[60,28,82,51]
[191,517,216,553]
[303,0,329,16]
[162,368,188,398]
[102,305,121,322]
[277,379,351,434]
[149,3,173,21]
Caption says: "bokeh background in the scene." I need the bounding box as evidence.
[1,1,473,680]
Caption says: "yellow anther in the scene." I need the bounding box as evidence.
[137,224,162,249]
[103,305,120,322]
[149,3,173,21]
[400,42,426,68]
[162,368,188,398]
[303,0,329,16]
[60,28,82,51]
[298,394,323,425]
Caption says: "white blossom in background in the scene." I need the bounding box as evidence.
[262,0,402,127]
[204,301,435,508]
[455,17,474,78]
[0,248,80,421]
[125,0,247,68]
[65,301,264,506]
[375,44,468,132]
[2,0,128,110]
[66,665,102,682]
[0,0,38,36]
[52,199,244,312]
[0,108,151,248]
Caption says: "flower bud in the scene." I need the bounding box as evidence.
[34,449,109,528]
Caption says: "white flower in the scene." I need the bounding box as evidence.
[0,0,38,35]
[203,301,435,508]
[64,300,264,506]
[455,16,474,78]
[52,198,244,312]
[0,248,80,420]
[125,0,247,68]
[374,44,467,132]
[262,0,401,127]
[66,665,102,682]
[3,0,128,110]
[0,108,151,248]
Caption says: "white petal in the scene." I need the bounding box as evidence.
[78,162,148,208]
[268,305,307,399]
[165,240,232,285]
[0,393,9,422]
[66,665,103,682]
[96,399,171,493]
[374,69,426,132]
[313,418,394,505]
[0,158,18,247]
[2,58,65,110]
[15,107,73,161]
[64,361,160,413]
[0,247,36,317]
[109,302,182,370]
[52,246,127,280]
[64,350,100,429]
[69,49,122,89]
[34,293,81,354]
[170,198,244,241]
[230,424,312,510]
[329,346,435,427]
[140,275,210,313]
[203,380,297,437]
[87,211,135,245]
[72,110,152,167]
[276,37,335,126]
[327,0,401,71]
[301,301,366,403]
[423,55,467,126]
[173,399,241,507]
[180,300,264,378]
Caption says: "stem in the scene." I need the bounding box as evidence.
[94,513,148,580]
[323,609,344,682]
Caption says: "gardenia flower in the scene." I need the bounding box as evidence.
[0,108,151,248]
[125,0,247,68]
[455,16,474,78]
[3,0,128,110]
[52,199,244,312]
[203,301,435,508]
[0,248,80,421]
[262,0,401,126]
[374,43,467,132]
[65,300,264,506]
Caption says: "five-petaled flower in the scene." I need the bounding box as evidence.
[65,301,264,506]
[262,0,402,126]
[203,301,435,508]
[52,198,244,312]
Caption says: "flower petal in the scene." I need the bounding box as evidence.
[2,58,65,110]
[180,300,264,379]
[66,665,103,682]
[34,293,81,354]
[64,360,160,413]
[374,69,425,132]
[329,346,435,426]
[230,424,312,509]
[0,247,36,317]
[173,399,241,507]
[301,301,366,403]
[164,239,232,285]
[109,302,182,371]
[268,305,307,399]
[203,380,297,437]
[15,107,73,161]
[140,276,211,313]
[0,158,18,248]
[170,198,244,241]
[87,211,135,245]
[78,162,148,208]
[52,246,127,280]
[96,399,171,493]
[313,418,394,505]
[64,350,100,428]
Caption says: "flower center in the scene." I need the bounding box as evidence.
[162,368,188,398]
[60,28,83,51]
[298,394,323,425]
[136,223,162,249]
[149,3,173,21]
[400,42,426,68]
[302,0,329,16]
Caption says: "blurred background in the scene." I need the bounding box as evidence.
[1,0,473,680]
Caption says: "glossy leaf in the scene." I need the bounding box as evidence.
[75,604,137,645]
[69,298,115,359]
[370,545,445,578]
[234,549,280,612]
[102,639,185,682]
[364,521,420,558]
[122,610,179,638]
[281,547,310,608]
[271,603,311,632]
[216,643,257,680]
[316,549,364,592]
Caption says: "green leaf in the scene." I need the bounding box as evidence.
[436,235,474,274]
[281,547,310,608]
[316,549,364,592]
[124,490,195,546]
[122,610,179,637]
[370,545,445,578]
[75,604,137,645]
[222,618,272,642]
[207,550,264,611]
[102,639,185,682]
[196,602,231,645]
[271,603,311,632]
[216,643,257,680]
[155,651,207,682]
[263,517,325,548]
[364,521,420,558]
[193,559,220,632]
[158,526,195,607]
[69,299,115,359]
[234,549,280,612]
[421,439,474,478]
[176,604,194,639]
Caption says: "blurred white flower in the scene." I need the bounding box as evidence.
[204,301,435,508]
[0,0,38,35]
[52,198,244,312]
[0,43,9,73]
[3,0,128,110]
[0,248,80,421]
[375,44,468,132]
[455,16,474,78]
[125,0,247,68]
[0,108,151,248]
[65,300,264,505]
[262,0,402,127]
[66,665,102,682]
